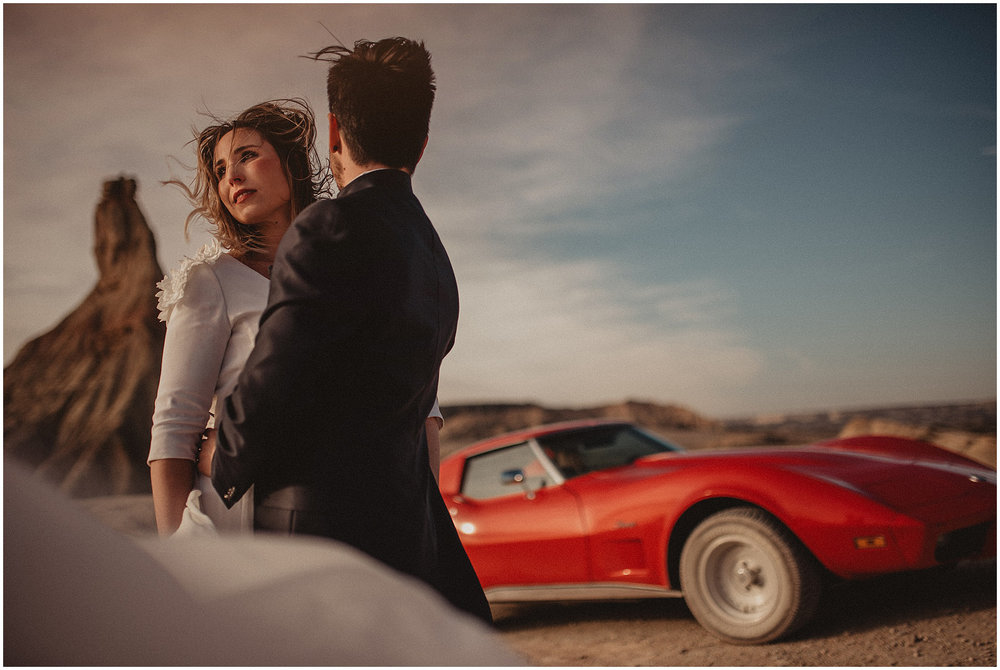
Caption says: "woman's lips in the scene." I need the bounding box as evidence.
[233,189,255,205]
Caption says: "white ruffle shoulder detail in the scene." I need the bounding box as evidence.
[155,239,225,323]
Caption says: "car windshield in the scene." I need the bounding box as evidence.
[537,424,681,478]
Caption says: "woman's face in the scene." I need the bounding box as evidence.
[214,128,292,227]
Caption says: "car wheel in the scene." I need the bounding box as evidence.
[679,507,820,644]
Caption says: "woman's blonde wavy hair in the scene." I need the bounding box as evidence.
[169,99,331,255]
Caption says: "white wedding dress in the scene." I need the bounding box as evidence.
[149,240,263,533]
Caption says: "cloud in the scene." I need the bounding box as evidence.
[440,253,761,410]
[421,7,742,237]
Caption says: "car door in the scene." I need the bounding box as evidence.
[446,442,590,587]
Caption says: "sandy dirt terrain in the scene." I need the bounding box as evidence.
[83,494,994,666]
[492,558,996,666]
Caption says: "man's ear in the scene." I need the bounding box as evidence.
[329,113,341,153]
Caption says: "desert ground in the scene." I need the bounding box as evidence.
[490,559,996,666]
[84,493,995,667]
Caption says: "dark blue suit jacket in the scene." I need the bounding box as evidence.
[212,170,490,622]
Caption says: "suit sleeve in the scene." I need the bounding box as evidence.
[211,201,367,506]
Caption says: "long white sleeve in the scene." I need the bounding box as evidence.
[149,264,230,462]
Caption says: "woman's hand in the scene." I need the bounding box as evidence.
[197,429,217,477]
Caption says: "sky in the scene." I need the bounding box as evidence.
[3,3,996,418]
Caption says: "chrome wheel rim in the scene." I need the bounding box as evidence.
[699,533,783,624]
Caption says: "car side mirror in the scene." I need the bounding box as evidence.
[501,469,535,500]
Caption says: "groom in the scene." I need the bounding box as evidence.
[202,37,491,623]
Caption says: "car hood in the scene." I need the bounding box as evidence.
[629,445,996,514]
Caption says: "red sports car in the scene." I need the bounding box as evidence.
[438,420,996,643]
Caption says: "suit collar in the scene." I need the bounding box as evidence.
[337,169,413,198]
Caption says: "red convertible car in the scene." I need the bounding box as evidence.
[438,420,996,644]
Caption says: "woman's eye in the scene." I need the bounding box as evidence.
[240,150,257,162]
[215,166,226,179]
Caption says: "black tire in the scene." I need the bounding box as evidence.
[679,507,821,644]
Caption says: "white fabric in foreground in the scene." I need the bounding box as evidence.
[172,488,218,538]
[3,461,521,666]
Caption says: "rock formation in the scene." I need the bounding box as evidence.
[439,399,997,463]
[4,177,165,497]
[439,398,717,452]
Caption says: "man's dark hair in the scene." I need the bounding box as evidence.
[313,37,435,172]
